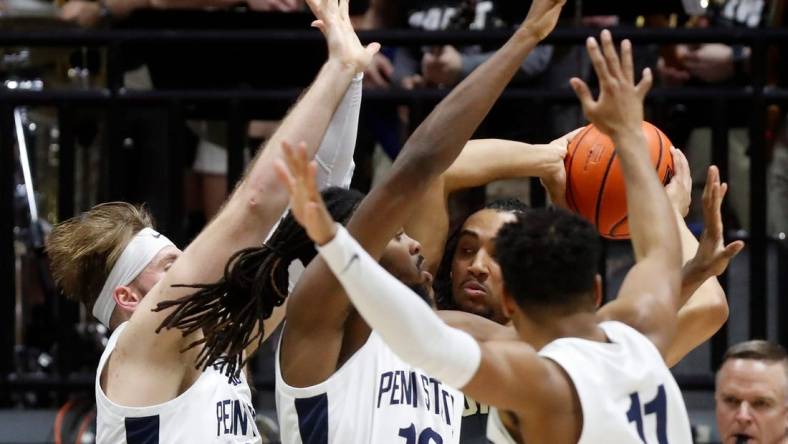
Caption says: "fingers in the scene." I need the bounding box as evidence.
[702,165,720,208]
[569,77,595,109]
[600,30,623,80]
[339,0,350,22]
[305,161,320,200]
[365,42,382,58]
[635,67,653,99]
[620,39,634,85]
[274,159,296,191]
[724,240,745,260]
[564,127,585,143]
[310,19,326,35]
[281,140,310,180]
[586,37,612,85]
[671,147,691,185]
[701,165,725,237]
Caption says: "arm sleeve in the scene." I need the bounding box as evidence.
[312,72,362,189]
[270,74,363,290]
[317,225,482,388]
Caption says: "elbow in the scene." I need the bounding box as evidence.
[237,176,288,220]
[709,287,730,330]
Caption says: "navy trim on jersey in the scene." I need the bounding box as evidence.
[125,415,160,444]
[295,393,329,444]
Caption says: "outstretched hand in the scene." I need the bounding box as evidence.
[274,141,338,245]
[540,127,583,209]
[305,0,380,73]
[570,30,653,139]
[688,166,745,278]
[521,0,567,41]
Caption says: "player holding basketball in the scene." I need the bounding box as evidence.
[284,30,744,443]
[44,0,377,440]
[271,1,567,442]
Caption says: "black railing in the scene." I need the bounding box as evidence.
[2,24,787,396]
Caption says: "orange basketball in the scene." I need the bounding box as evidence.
[564,121,675,240]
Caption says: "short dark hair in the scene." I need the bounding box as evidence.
[485,197,530,214]
[494,207,601,311]
[434,198,529,310]
[721,340,788,368]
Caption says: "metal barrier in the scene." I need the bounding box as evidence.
[2,25,787,399]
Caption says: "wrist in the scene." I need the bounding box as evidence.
[682,257,709,285]
[314,223,339,246]
[513,26,541,47]
[612,128,647,149]
[325,57,363,77]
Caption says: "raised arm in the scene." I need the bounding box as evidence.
[664,163,744,366]
[122,0,378,367]
[277,131,572,416]
[580,31,683,358]
[406,134,573,273]
[281,0,567,386]
[312,72,362,190]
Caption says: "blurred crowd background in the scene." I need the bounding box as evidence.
[1,0,786,442]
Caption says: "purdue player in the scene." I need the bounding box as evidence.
[273,1,567,442]
[286,30,744,444]
[44,0,377,440]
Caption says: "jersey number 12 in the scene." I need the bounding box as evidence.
[626,384,668,444]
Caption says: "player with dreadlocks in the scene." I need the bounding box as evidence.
[45,0,377,440]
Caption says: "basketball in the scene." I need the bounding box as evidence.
[564,121,675,240]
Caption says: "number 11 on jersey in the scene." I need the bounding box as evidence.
[626,384,668,444]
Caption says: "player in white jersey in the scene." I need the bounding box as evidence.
[45,0,378,440]
[279,30,745,444]
[269,1,567,442]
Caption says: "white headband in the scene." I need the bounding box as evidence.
[93,227,175,327]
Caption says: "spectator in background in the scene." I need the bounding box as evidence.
[715,340,788,444]
[60,0,302,27]
[59,0,305,229]
[361,0,552,91]
[657,0,787,233]
[360,0,553,143]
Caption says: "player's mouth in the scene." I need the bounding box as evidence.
[462,280,489,300]
[416,255,425,271]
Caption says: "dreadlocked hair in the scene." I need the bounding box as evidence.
[434,198,530,310]
[154,187,364,380]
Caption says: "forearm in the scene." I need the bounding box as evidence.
[313,73,362,189]
[665,211,728,366]
[444,139,562,193]
[346,27,543,260]
[239,61,358,213]
[317,225,481,388]
[395,29,541,180]
[615,131,682,266]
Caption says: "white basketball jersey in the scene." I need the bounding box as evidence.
[276,330,464,444]
[95,322,261,443]
[538,321,692,444]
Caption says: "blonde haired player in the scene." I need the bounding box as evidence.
[45,0,378,440]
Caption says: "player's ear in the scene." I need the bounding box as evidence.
[501,286,518,318]
[593,274,603,308]
[113,285,143,314]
